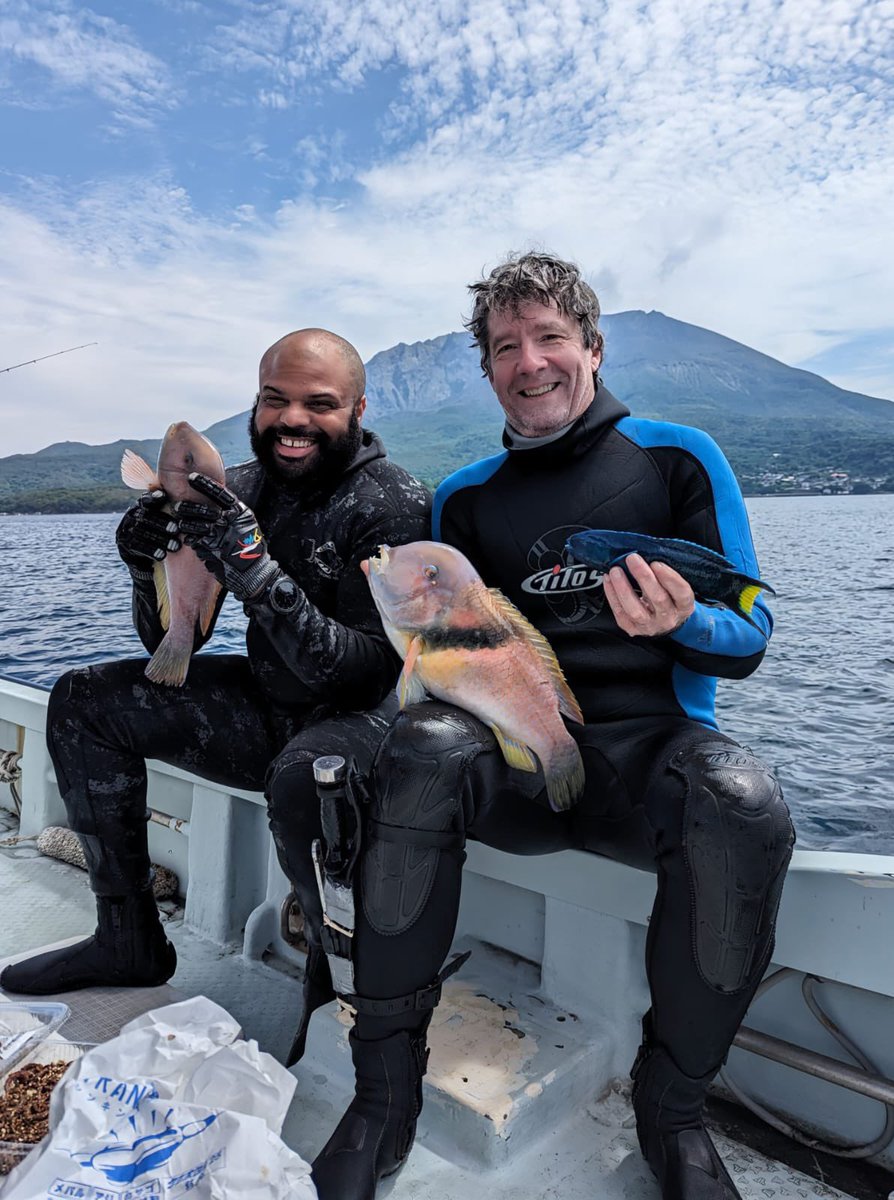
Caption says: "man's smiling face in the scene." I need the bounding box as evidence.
[251,334,365,487]
[486,300,602,437]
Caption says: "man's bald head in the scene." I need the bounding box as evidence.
[251,327,367,490]
[259,328,366,398]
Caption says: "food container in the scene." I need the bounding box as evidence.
[0,1004,69,1080]
[0,1003,81,1183]
[0,1038,95,1181]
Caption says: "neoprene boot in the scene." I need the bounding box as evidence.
[631,1038,742,1200]
[286,943,336,1067]
[0,888,176,995]
[311,1020,430,1200]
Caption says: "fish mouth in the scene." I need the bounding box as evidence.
[366,545,391,575]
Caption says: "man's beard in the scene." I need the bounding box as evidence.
[249,406,363,492]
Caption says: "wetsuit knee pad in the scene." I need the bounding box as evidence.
[672,742,795,994]
[264,747,321,887]
[265,747,317,820]
[362,704,493,937]
[266,706,393,826]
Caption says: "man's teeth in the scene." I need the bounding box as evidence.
[520,383,559,398]
[278,436,315,448]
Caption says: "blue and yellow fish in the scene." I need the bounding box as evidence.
[565,529,775,629]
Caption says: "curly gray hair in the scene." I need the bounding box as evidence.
[465,252,604,375]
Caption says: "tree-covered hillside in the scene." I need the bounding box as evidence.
[3,310,893,510]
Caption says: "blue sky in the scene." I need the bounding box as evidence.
[1,0,892,454]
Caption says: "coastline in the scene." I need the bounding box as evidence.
[3,488,893,516]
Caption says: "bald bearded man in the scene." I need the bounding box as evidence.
[2,329,430,996]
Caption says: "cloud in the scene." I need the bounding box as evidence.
[1,0,892,454]
[0,0,174,116]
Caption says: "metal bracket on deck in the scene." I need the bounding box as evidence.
[728,968,894,1158]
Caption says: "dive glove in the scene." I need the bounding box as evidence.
[116,490,181,569]
[176,473,283,602]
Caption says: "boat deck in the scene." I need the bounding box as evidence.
[2,809,887,1200]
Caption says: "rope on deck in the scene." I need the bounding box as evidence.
[35,826,179,901]
[0,749,22,817]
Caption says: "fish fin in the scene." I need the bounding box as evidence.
[732,582,772,631]
[198,582,222,637]
[722,571,776,627]
[738,584,762,615]
[569,530,735,572]
[545,744,586,812]
[382,616,413,659]
[145,631,191,687]
[489,723,538,773]
[153,562,171,631]
[652,535,734,569]
[121,449,158,491]
[485,588,584,723]
[397,636,428,707]
[555,687,584,724]
[728,571,776,601]
[398,673,428,707]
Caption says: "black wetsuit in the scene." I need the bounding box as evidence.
[275,386,794,1087]
[46,431,431,903]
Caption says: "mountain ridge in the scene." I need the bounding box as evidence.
[2,310,893,507]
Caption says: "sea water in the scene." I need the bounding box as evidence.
[1,495,892,852]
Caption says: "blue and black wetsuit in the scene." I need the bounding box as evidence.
[433,383,770,726]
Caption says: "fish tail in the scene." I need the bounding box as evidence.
[544,740,586,812]
[737,583,763,615]
[730,571,776,612]
[734,571,772,600]
[144,630,193,687]
[718,572,773,631]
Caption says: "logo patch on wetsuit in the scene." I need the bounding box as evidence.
[521,525,605,626]
[521,562,602,595]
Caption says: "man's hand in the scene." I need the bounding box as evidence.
[602,554,695,638]
[175,473,281,601]
[116,490,181,568]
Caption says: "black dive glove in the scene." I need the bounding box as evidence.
[176,473,283,602]
[116,490,181,571]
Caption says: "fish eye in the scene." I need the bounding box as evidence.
[423,564,439,582]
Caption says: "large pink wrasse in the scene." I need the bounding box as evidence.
[120,422,225,686]
[362,541,585,811]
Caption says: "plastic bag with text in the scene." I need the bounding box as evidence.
[2,995,316,1200]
